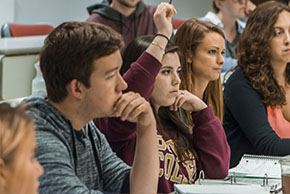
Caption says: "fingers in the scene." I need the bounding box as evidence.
[161,3,177,17]
[166,4,177,18]
[153,2,177,38]
[114,92,150,122]
[155,2,176,17]
[170,91,186,111]
[125,103,149,122]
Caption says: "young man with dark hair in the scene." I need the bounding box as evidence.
[201,0,247,72]
[86,0,157,47]
[25,3,176,193]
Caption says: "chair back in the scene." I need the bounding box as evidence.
[1,23,54,38]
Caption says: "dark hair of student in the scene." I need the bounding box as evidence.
[251,0,289,6]
[212,0,220,13]
[40,21,124,103]
[121,35,198,162]
[236,1,290,107]
[174,18,225,122]
[121,35,154,75]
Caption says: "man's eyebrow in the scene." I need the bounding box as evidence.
[105,67,119,75]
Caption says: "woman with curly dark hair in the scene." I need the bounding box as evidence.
[223,1,290,168]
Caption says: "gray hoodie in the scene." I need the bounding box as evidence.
[25,97,130,194]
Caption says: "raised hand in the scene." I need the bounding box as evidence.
[153,2,177,39]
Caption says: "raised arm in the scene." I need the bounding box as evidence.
[123,2,176,99]
[115,4,176,193]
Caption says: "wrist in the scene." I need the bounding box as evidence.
[155,33,170,42]
[136,118,156,136]
[137,111,155,127]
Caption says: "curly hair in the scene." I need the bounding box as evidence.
[236,1,290,107]
[174,18,225,122]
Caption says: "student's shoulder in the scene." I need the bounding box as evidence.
[25,97,72,138]
[226,69,250,88]
[224,69,257,98]
[25,97,51,121]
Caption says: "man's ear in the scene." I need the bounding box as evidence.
[214,0,222,10]
[67,79,83,100]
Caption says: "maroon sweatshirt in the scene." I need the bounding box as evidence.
[86,1,157,47]
[94,52,230,193]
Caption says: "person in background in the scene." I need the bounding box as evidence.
[24,15,163,194]
[95,7,230,192]
[174,19,226,122]
[86,0,157,47]
[223,1,290,168]
[200,0,247,72]
[246,0,289,18]
[0,103,43,194]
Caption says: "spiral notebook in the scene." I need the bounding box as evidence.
[228,154,285,179]
[174,184,269,194]
[173,154,289,194]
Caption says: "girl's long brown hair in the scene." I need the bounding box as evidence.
[174,18,225,122]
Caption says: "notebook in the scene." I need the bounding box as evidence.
[174,184,269,194]
[228,154,285,179]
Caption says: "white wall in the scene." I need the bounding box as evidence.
[145,0,212,19]
[0,0,15,28]
[11,0,212,27]
[14,0,93,27]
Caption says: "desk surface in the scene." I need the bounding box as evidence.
[0,35,46,55]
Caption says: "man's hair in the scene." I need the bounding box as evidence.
[212,0,220,13]
[251,0,289,6]
[237,1,290,107]
[40,21,124,102]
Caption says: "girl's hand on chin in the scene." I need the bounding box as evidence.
[170,90,207,112]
